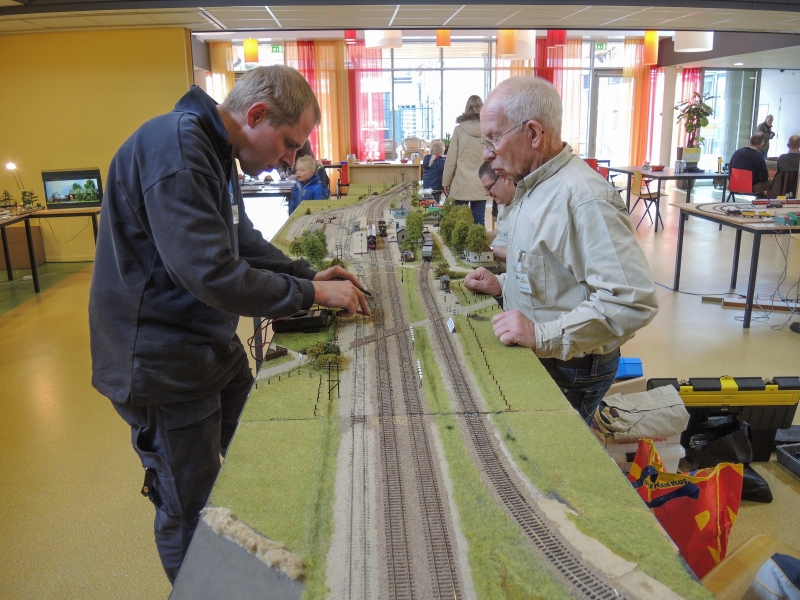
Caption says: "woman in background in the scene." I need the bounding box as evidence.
[442,95,487,225]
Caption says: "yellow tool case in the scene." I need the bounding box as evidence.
[647,376,800,462]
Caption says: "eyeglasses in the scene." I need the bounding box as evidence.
[484,177,500,196]
[480,121,534,153]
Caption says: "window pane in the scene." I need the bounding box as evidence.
[442,70,486,139]
[393,69,442,144]
[701,69,758,169]
[595,75,633,162]
[232,43,284,71]
[442,41,489,68]
[593,40,625,68]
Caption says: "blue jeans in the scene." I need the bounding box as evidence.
[454,200,487,226]
[111,361,253,583]
[540,354,620,424]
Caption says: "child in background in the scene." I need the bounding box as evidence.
[289,155,330,215]
[422,140,446,202]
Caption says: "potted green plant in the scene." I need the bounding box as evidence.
[443,132,451,154]
[675,92,714,168]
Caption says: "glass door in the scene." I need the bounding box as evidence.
[588,69,632,164]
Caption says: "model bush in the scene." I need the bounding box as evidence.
[434,260,451,278]
[405,210,424,245]
[466,224,489,253]
[288,229,328,267]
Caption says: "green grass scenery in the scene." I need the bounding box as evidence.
[398,267,426,323]
[271,314,335,353]
[211,368,340,599]
[494,411,713,600]
[454,313,567,413]
[413,335,572,598]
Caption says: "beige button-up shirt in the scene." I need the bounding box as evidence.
[497,144,658,361]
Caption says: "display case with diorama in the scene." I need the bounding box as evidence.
[41,168,103,209]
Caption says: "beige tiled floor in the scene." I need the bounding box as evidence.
[1,184,799,598]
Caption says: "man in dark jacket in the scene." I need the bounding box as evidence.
[89,65,368,582]
[730,132,772,195]
[756,115,775,158]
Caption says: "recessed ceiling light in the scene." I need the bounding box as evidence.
[734,62,744,66]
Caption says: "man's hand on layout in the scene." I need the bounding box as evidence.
[464,267,502,297]
[491,310,537,350]
[312,280,370,318]
[314,265,362,287]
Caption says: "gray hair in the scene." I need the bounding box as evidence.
[494,76,562,139]
[223,65,321,127]
[750,131,766,147]
[430,140,445,155]
[788,135,800,150]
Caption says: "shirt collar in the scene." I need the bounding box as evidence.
[515,143,574,200]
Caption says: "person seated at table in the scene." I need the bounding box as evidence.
[289,155,330,215]
[422,140,446,202]
[730,132,772,196]
[777,135,800,174]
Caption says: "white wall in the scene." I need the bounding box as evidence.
[759,69,800,154]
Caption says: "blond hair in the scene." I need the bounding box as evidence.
[430,140,445,155]
[456,95,483,123]
[295,155,317,172]
[223,65,321,127]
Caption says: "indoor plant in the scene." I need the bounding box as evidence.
[675,92,714,148]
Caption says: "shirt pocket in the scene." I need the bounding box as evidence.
[520,253,546,308]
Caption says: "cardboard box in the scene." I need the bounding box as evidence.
[0,225,46,269]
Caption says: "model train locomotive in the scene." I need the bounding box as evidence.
[367,223,377,250]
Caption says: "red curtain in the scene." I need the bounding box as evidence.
[346,42,385,161]
[531,38,553,85]
[292,41,319,154]
[678,67,703,147]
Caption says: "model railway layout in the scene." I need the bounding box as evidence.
[191,184,713,600]
[418,265,622,599]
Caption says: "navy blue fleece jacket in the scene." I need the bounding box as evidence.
[89,86,316,405]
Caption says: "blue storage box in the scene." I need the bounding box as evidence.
[615,357,643,381]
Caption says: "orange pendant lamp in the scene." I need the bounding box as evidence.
[243,38,259,63]
[436,29,451,47]
[496,30,517,57]
[644,31,659,65]
[344,29,358,45]
[546,29,567,47]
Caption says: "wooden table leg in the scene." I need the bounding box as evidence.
[1,227,12,281]
[730,229,742,290]
[743,232,761,328]
[625,174,633,212]
[24,217,40,293]
[673,209,686,290]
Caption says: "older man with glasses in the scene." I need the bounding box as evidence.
[464,76,658,424]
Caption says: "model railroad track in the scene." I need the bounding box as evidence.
[346,293,371,600]
[365,193,462,600]
[418,266,623,600]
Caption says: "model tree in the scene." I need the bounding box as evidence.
[1,190,13,206]
[84,179,98,200]
[21,190,38,209]
[405,210,424,245]
[439,204,473,247]
[466,224,489,254]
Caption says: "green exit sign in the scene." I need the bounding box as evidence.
[271,45,283,53]
[596,42,607,50]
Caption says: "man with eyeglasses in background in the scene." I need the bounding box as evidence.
[464,76,658,424]
[478,160,514,265]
